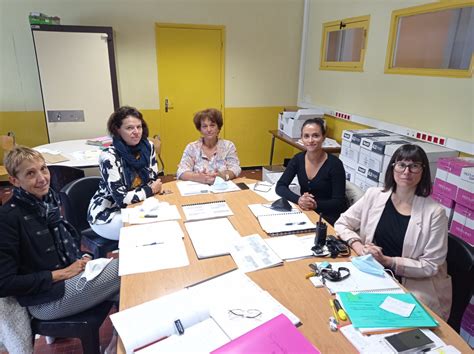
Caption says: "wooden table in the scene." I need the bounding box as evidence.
[118,178,470,353]
[268,129,341,165]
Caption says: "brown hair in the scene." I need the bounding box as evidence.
[193,108,223,130]
[107,106,149,139]
[383,144,432,197]
[4,146,45,177]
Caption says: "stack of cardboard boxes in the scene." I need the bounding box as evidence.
[432,157,474,246]
[340,129,458,192]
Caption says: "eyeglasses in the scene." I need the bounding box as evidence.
[228,308,262,319]
[254,181,272,192]
[392,162,423,174]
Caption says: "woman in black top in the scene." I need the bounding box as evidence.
[275,118,347,225]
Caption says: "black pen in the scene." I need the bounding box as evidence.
[141,242,164,247]
[140,214,158,218]
[285,221,307,226]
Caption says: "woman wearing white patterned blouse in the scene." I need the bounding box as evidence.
[177,108,241,184]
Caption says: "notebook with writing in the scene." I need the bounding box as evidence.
[181,200,233,221]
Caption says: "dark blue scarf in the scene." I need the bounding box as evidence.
[112,136,151,188]
[14,187,81,265]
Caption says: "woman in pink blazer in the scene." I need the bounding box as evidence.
[335,144,452,320]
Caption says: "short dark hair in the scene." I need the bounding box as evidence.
[107,106,149,139]
[383,144,432,197]
[301,118,326,136]
[193,108,223,130]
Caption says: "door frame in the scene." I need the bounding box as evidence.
[155,23,226,136]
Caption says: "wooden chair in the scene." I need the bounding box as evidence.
[0,132,15,177]
[150,134,165,176]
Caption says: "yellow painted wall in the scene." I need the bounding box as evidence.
[324,114,370,143]
[301,0,473,143]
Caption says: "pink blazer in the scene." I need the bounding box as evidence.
[335,187,452,320]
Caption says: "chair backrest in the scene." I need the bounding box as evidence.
[150,135,165,175]
[61,176,101,233]
[0,132,15,165]
[345,180,364,207]
[446,233,474,333]
[48,165,85,193]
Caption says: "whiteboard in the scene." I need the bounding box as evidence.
[32,25,119,143]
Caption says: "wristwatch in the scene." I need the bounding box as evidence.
[225,173,230,181]
[347,237,361,247]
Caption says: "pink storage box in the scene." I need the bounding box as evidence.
[433,178,457,200]
[436,157,474,176]
[450,203,474,246]
[456,167,474,209]
[431,192,455,221]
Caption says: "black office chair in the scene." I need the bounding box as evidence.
[446,233,474,333]
[61,177,118,258]
[48,165,85,194]
[31,301,114,354]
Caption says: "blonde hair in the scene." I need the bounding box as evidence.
[4,146,45,177]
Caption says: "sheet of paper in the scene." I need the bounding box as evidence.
[184,218,241,258]
[379,296,416,317]
[123,204,182,224]
[137,318,230,354]
[118,238,189,276]
[248,182,280,202]
[182,201,233,221]
[210,179,241,193]
[229,234,283,273]
[264,234,313,260]
[176,181,210,196]
[119,222,184,249]
[110,289,209,354]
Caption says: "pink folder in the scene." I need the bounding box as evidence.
[211,314,320,354]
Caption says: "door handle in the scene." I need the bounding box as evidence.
[164,98,173,113]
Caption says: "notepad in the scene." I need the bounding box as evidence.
[181,200,233,221]
[257,211,315,236]
[184,217,241,258]
[315,261,402,294]
[338,292,438,330]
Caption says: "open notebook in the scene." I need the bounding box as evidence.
[111,270,300,354]
[257,211,315,237]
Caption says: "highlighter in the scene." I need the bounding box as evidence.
[329,299,339,321]
[333,299,348,321]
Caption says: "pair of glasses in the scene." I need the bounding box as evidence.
[254,181,272,192]
[392,162,423,174]
[228,308,262,319]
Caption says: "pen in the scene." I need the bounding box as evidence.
[140,214,158,218]
[333,299,348,321]
[285,221,307,226]
[329,299,339,321]
[141,242,164,247]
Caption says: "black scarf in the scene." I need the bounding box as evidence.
[13,187,81,265]
[112,136,151,188]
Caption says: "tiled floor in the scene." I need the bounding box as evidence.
[1,169,263,354]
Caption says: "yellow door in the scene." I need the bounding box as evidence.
[156,24,224,174]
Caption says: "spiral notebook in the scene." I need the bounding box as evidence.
[257,211,315,237]
[181,200,233,221]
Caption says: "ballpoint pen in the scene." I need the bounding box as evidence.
[333,299,348,321]
[285,221,307,226]
[141,242,164,247]
[139,214,158,218]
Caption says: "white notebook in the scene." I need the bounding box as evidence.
[257,211,315,237]
[181,200,233,221]
[184,217,241,259]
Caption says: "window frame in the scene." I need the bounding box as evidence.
[385,0,474,78]
[319,15,370,72]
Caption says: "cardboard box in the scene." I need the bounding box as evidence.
[278,109,324,138]
[340,155,357,183]
[450,203,474,246]
[431,192,455,223]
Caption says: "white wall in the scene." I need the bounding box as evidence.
[0,0,304,111]
[300,0,473,144]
